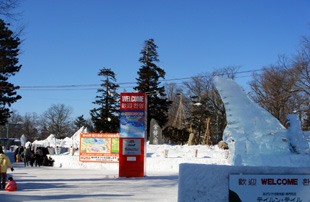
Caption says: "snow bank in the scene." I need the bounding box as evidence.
[50,144,230,172]
[178,164,310,202]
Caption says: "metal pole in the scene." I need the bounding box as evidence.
[6,123,9,138]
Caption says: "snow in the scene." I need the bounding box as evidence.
[1,77,310,201]
[1,144,228,202]
[32,127,90,149]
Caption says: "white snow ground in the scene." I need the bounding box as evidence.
[1,144,228,202]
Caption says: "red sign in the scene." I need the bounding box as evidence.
[120,93,147,111]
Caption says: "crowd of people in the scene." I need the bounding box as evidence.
[1,145,56,192]
[1,145,56,191]
[13,146,55,167]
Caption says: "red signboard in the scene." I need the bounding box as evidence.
[120,93,147,111]
[119,92,147,178]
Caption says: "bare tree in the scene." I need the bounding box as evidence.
[291,36,310,97]
[41,104,73,139]
[0,0,21,19]
[0,109,22,138]
[21,112,39,142]
[249,65,301,126]
[180,66,238,145]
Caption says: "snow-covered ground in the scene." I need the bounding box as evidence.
[51,143,229,172]
[1,144,228,202]
[3,77,310,201]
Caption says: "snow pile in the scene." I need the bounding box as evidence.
[214,76,310,166]
[32,126,89,148]
[51,144,229,172]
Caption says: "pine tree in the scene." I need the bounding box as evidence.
[74,115,86,129]
[91,67,120,133]
[134,39,171,139]
[0,19,21,125]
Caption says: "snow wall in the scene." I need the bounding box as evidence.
[178,164,310,202]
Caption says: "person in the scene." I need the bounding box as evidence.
[14,146,20,162]
[42,156,48,166]
[13,147,19,162]
[30,152,35,167]
[18,146,24,162]
[24,146,31,167]
[35,149,41,167]
[48,156,55,167]
[0,147,14,189]
[5,177,17,191]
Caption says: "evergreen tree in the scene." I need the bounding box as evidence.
[91,67,120,133]
[0,19,21,125]
[134,39,171,139]
[74,115,86,129]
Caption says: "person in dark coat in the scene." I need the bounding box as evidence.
[42,156,49,166]
[24,146,31,167]
[13,147,19,162]
[30,152,35,167]
[18,147,24,162]
[35,149,41,167]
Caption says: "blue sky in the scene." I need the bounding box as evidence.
[7,0,310,119]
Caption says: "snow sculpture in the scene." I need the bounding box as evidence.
[286,114,309,154]
[20,134,26,147]
[214,76,309,166]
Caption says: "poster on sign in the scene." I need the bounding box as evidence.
[79,133,119,163]
[229,174,310,201]
[120,111,146,138]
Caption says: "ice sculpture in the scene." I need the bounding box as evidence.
[214,76,309,166]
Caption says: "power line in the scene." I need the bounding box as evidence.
[0,67,267,91]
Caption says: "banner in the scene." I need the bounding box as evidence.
[79,133,119,163]
[229,174,310,202]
